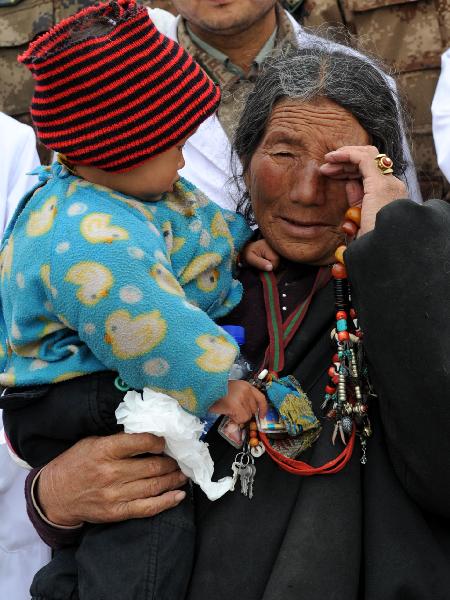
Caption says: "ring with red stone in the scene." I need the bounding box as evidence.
[374,153,394,175]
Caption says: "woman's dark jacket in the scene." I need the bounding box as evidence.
[187,199,450,600]
[24,199,450,600]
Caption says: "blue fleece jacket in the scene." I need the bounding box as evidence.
[0,163,252,417]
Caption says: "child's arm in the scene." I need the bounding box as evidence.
[241,238,280,272]
[209,380,268,425]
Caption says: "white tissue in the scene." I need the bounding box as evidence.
[115,388,233,501]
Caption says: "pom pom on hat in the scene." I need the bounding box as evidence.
[19,0,221,172]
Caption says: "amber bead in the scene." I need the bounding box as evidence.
[337,331,350,341]
[334,245,347,265]
[249,430,258,439]
[331,262,347,279]
[249,422,257,431]
[249,437,260,448]
[344,206,361,226]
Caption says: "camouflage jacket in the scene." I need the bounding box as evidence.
[0,0,96,118]
[177,3,298,142]
[302,0,450,199]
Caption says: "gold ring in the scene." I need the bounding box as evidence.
[375,153,394,175]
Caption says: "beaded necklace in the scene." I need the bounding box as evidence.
[324,206,374,464]
[250,206,373,473]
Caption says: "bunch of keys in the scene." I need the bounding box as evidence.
[230,447,256,499]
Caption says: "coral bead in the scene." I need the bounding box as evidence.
[331,262,347,279]
[328,366,336,377]
[249,430,258,439]
[332,375,339,385]
[350,308,357,319]
[338,331,350,341]
[334,245,347,265]
[344,206,361,226]
[332,353,339,363]
[336,311,347,320]
[325,385,336,394]
[249,437,260,448]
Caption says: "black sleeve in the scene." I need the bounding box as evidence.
[1,371,122,468]
[345,199,450,518]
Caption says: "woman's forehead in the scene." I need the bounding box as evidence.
[263,97,369,146]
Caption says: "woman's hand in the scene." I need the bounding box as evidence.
[209,380,268,425]
[320,145,408,236]
[37,433,188,527]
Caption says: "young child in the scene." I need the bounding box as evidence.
[0,1,275,598]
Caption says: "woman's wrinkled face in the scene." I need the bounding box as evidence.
[246,98,370,265]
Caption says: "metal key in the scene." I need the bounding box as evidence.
[230,461,240,492]
[247,463,256,499]
[239,461,249,496]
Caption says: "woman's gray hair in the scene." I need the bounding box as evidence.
[233,44,408,223]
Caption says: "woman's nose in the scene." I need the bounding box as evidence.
[290,162,325,205]
[178,154,186,170]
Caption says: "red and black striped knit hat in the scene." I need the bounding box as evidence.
[19,0,221,172]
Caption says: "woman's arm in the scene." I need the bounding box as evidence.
[26,432,188,548]
[346,198,450,518]
[322,145,450,517]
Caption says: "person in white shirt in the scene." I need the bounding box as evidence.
[432,48,450,184]
[0,112,50,600]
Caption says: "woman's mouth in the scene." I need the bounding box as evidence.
[278,216,329,238]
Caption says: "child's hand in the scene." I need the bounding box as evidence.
[241,239,280,272]
[209,380,268,425]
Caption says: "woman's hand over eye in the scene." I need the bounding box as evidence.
[320,145,408,236]
[209,380,268,425]
[37,433,188,527]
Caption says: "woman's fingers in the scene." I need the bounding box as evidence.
[105,431,165,459]
[113,470,188,505]
[322,145,381,178]
[319,162,360,179]
[118,491,187,521]
[346,180,364,207]
[117,454,181,483]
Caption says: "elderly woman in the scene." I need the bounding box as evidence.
[14,47,450,599]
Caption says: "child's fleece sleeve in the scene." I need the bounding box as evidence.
[49,204,238,418]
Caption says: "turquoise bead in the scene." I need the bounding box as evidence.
[336,318,347,332]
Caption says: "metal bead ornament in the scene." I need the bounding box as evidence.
[323,206,374,464]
